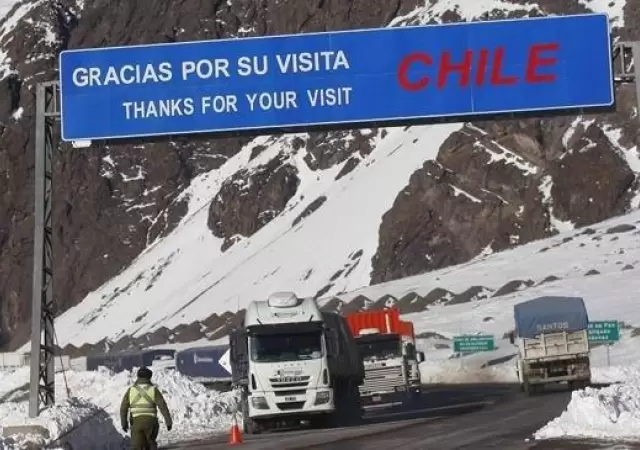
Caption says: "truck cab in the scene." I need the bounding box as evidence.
[346,309,424,407]
[229,292,363,433]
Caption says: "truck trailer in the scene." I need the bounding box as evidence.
[229,292,365,434]
[175,345,233,391]
[345,308,424,407]
[511,296,591,395]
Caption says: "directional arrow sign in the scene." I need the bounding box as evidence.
[218,348,232,375]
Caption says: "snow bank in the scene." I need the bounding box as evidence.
[418,342,519,384]
[420,359,517,384]
[535,366,640,441]
[0,367,236,448]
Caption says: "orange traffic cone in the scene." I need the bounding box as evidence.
[229,414,243,445]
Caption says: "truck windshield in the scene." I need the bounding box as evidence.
[357,336,401,360]
[250,331,323,362]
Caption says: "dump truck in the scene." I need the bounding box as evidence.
[511,296,591,395]
[229,292,365,434]
[345,308,424,407]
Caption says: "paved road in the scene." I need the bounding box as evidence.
[163,383,640,450]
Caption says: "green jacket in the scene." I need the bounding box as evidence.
[120,378,173,429]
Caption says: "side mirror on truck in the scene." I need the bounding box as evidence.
[417,351,425,363]
[508,331,515,345]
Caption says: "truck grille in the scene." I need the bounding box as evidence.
[269,375,310,390]
[276,401,305,411]
[361,366,404,393]
[274,389,306,397]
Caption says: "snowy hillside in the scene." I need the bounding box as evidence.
[51,124,463,347]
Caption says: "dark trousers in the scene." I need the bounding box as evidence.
[130,416,160,450]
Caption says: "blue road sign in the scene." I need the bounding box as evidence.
[59,13,614,142]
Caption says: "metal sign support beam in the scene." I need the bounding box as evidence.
[29,81,59,418]
[613,41,640,112]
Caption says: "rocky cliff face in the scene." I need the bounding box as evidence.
[1,0,639,351]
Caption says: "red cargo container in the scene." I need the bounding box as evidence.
[345,308,416,338]
[345,309,400,336]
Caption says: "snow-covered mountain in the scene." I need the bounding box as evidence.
[1,0,639,353]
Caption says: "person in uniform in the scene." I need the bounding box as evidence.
[120,367,173,450]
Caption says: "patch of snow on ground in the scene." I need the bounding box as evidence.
[535,366,640,441]
[0,367,236,448]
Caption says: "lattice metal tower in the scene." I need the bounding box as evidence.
[29,81,60,418]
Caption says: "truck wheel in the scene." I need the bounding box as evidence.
[523,379,536,396]
[348,382,363,425]
[241,409,263,434]
[328,381,348,428]
[523,378,529,395]
[243,417,263,434]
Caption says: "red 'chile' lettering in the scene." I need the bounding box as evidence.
[437,50,473,88]
[396,43,559,91]
[491,48,517,85]
[526,43,558,83]
[397,52,432,91]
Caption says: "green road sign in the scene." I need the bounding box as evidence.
[453,335,495,353]
[588,321,620,343]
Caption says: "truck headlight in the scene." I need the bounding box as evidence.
[315,391,331,405]
[250,396,269,409]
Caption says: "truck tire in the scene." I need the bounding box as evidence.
[243,417,264,435]
[569,379,591,391]
[240,395,263,435]
[411,388,423,404]
[523,377,538,396]
[327,380,354,428]
[348,382,363,425]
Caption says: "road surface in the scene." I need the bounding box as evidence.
[163,383,640,450]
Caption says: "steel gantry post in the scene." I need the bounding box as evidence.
[29,81,60,418]
[613,41,640,112]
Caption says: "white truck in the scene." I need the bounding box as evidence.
[345,308,424,407]
[511,296,591,395]
[228,292,365,434]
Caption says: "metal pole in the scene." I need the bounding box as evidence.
[613,41,640,117]
[632,42,640,116]
[606,344,610,368]
[29,82,58,418]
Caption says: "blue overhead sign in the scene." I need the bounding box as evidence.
[58,13,614,142]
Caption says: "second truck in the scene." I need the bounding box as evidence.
[511,295,591,395]
[228,292,365,434]
[345,308,424,407]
